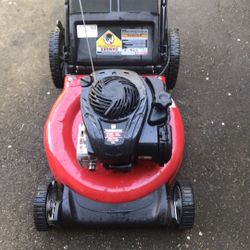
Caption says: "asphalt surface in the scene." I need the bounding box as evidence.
[0,0,249,249]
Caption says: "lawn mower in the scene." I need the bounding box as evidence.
[33,0,195,230]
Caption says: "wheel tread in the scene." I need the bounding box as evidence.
[166,29,180,89]
[49,31,64,89]
[33,185,50,231]
[175,180,195,230]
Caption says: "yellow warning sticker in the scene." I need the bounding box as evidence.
[96,30,122,55]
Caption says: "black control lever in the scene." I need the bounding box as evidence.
[154,92,172,110]
[150,78,172,110]
[146,77,172,126]
[80,76,93,87]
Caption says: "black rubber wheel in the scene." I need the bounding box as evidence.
[33,185,51,231]
[165,29,180,90]
[173,180,195,230]
[49,30,65,89]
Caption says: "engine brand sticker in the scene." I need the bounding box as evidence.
[77,25,98,38]
[105,126,123,144]
[121,29,148,56]
[96,30,122,55]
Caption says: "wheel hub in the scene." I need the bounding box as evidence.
[46,181,61,225]
[173,185,182,224]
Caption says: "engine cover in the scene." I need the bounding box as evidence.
[79,69,172,170]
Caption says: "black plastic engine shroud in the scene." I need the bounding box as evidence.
[80,70,172,170]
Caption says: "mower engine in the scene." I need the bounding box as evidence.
[77,69,173,171]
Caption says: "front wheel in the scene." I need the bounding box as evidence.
[33,185,51,231]
[173,180,195,230]
[33,180,61,231]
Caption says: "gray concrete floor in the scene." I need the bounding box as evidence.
[0,0,250,249]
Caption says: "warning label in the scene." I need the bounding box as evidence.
[121,29,148,56]
[96,30,122,56]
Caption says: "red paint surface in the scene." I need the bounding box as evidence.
[44,75,185,203]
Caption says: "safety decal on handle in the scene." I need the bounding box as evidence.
[121,29,149,56]
[96,30,122,56]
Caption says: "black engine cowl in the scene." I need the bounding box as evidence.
[80,70,172,170]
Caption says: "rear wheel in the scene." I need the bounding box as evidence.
[173,180,195,230]
[165,29,180,90]
[49,30,65,89]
